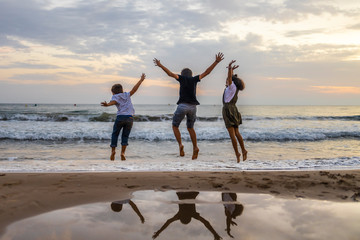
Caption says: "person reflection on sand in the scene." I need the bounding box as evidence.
[111,199,145,223]
[152,191,222,240]
[222,193,244,238]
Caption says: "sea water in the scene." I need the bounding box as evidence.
[0,104,359,172]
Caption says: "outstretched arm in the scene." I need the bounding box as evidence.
[153,58,179,80]
[152,214,179,239]
[129,200,145,223]
[101,100,117,107]
[130,73,146,96]
[226,60,239,86]
[226,215,237,238]
[199,52,224,80]
[195,215,222,240]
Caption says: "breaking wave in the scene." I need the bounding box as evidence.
[1,112,359,122]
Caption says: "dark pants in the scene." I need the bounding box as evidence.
[110,115,133,147]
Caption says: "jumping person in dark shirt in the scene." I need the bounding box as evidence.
[153,53,224,159]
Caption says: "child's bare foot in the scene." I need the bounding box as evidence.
[121,154,126,161]
[110,151,116,161]
[192,147,199,160]
[242,150,248,161]
[236,152,241,163]
[179,145,185,157]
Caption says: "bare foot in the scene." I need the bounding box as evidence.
[121,154,126,161]
[192,147,199,160]
[110,151,116,161]
[242,150,248,161]
[179,145,185,157]
[236,152,241,163]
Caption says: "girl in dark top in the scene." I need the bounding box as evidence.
[222,60,247,163]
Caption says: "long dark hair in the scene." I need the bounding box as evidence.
[232,74,245,91]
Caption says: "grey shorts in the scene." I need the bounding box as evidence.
[172,103,197,128]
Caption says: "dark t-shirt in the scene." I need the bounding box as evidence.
[176,75,201,105]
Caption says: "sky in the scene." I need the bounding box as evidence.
[0,0,359,105]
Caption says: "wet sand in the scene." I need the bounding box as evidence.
[1,170,360,236]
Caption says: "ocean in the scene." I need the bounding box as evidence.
[0,104,359,172]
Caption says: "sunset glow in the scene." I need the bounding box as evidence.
[0,0,359,104]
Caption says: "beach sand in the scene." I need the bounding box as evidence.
[1,170,360,236]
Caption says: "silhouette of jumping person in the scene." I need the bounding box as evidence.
[222,193,244,238]
[152,192,222,240]
[111,199,145,223]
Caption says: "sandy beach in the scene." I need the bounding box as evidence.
[1,169,360,237]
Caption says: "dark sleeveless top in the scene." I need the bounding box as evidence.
[222,87,242,128]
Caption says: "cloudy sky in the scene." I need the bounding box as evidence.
[0,0,359,105]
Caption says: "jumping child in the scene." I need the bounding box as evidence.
[101,73,146,161]
[153,53,224,159]
[222,60,247,162]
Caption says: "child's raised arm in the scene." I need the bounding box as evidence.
[153,58,179,80]
[130,73,146,96]
[226,60,239,86]
[199,52,224,80]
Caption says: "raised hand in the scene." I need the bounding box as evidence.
[227,60,238,69]
[215,52,224,63]
[140,73,146,80]
[153,58,161,66]
[228,60,236,66]
[152,232,159,239]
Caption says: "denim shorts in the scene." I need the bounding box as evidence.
[172,103,197,128]
[110,115,133,147]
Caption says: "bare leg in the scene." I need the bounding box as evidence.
[235,128,247,161]
[173,125,184,156]
[110,147,116,161]
[227,127,241,163]
[187,128,199,160]
[121,145,127,161]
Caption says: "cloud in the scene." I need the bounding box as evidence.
[266,77,306,81]
[285,28,326,37]
[0,34,27,49]
[1,0,357,59]
[0,0,222,56]
[0,0,351,54]
[0,63,60,69]
[9,73,60,82]
[349,23,360,29]
[0,0,359,104]
[310,86,360,94]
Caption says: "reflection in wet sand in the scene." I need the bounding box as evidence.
[153,192,221,240]
[2,190,360,240]
[222,193,244,238]
[111,199,145,223]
